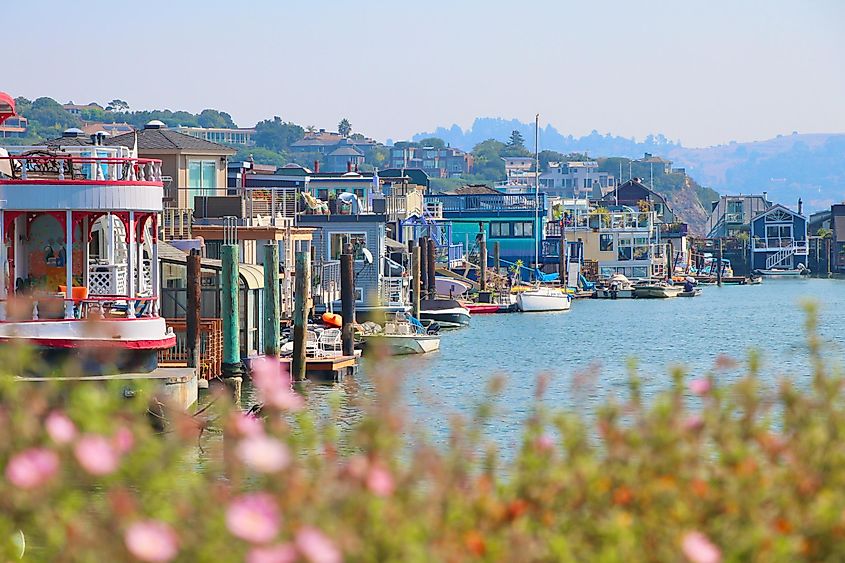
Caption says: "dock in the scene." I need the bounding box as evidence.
[281,355,358,381]
[16,367,198,410]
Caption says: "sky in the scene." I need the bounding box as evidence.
[5,0,845,147]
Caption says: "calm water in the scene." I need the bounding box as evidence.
[245,278,845,447]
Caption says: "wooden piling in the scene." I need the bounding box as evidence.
[716,239,723,287]
[478,224,487,292]
[340,253,355,357]
[494,241,501,280]
[558,221,566,280]
[411,245,421,317]
[221,244,242,378]
[186,249,201,369]
[427,238,436,300]
[292,251,309,382]
[418,237,428,296]
[263,243,280,357]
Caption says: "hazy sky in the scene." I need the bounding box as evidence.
[6,0,844,147]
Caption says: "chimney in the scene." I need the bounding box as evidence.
[313,160,320,173]
[347,161,352,173]
[763,191,768,203]
[798,197,803,215]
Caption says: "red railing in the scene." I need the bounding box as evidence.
[0,154,163,183]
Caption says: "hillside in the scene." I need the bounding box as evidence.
[414,119,845,213]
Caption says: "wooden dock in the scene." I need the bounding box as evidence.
[280,355,357,381]
[16,367,198,409]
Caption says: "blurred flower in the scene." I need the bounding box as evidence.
[74,434,120,476]
[226,493,281,544]
[5,448,59,489]
[714,355,738,370]
[232,412,265,437]
[681,531,721,563]
[535,434,555,453]
[236,435,291,473]
[683,415,705,432]
[246,543,297,563]
[295,527,341,563]
[45,411,76,444]
[366,464,395,497]
[689,379,711,396]
[113,426,135,454]
[252,357,303,411]
[124,520,179,562]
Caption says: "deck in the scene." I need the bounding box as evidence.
[280,355,358,381]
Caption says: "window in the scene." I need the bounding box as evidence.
[766,225,791,240]
[633,237,650,261]
[187,160,217,204]
[490,222,510,238]
[600,234,614,251]
[329,233,367,260]
[618,237,633,261]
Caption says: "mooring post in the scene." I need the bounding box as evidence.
[427,237,436,300]
[221,243,242,378]
[478,224,487,292]
[716,238,723,287]
[418,236,428,297]
[340,252,355,357]
[263,243,281,357]
[494,241,501,279]
[407,239,417,307]
[186,249,201,370]
[558,220,566,279]
[411,245,421,318]
[292,250,309,382]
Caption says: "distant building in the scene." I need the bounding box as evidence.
[749,203,808,271]
[389,145,473,178]
[639,152,672,174]
[500,156,535,188]
[63,102,104,116]
[290,129,378,156]
[832,204,845,273]
[540,161,614,198]
[81,122,134,137]
[706,194,771,238]
[176,126,255,146]
[323,139,365,173]
[0,115,27,138]
[601,178,676,224]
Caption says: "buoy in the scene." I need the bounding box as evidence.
[321,312,342,328]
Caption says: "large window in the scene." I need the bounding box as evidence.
[633,237,650,260]
[490,221,534,238]
[188,160,216,204]
[599,234,614,251]
[766,225,791,239]
[490,222,510,238]
[329,233,367,260]
[618,237,633,261]
[512,221,534,238]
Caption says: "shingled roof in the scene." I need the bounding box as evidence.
[44,122,235,154]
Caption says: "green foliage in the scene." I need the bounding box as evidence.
[16,97,81,141]
[197,109,236,129]
[232,147,288,168]
[418,137,446,149]
[367,145,389,168]
[471,139,507,182]
[338,118,351,138]
[106,99,129,112]
[254,117,305,153]
[0,310,844,560]
[507,130,525,150]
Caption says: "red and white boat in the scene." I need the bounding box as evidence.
[0,92,175,373]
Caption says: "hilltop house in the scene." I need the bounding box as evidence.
[323,139,365,173]
[500,156,535,189]
[540,161,614,198]
[706,194,772,238]
[388,144,473,178]
[0,115,27,138]
[177,126,256,147]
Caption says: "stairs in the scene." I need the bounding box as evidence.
[766,245,795,269]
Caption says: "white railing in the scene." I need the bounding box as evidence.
[244,187,298,225]
[88,264,128,295]
[2,146,163,183]
[379,276,409,306]
[162,208,193,240]
[766,246,795,269]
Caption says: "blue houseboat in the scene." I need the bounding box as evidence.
[749,203,809,274]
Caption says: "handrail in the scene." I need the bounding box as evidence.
[0,154,163,183]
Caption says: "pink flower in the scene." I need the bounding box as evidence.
[233,412,265,437]
[366,464,395,497]
[683,415,705,432]
[5,448,59,489]
[226,493,281,544]
[247,543,298,563]
[681,531,721,563]
[125,520,179,562]
[535,434,555,453]
[688,378,711,396]
[252,358,304,411]
[74,434,120,476]
[114,426,135,454]
[45,411,77,444]
[236,435,291,473]
[295,527,341,563]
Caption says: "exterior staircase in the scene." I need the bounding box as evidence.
[766,245,795,269]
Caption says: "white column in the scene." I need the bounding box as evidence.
[106,213,114,263]
[151,216,159,317]
[82,215,90,288]
[127,211,136,318]
[0,210,5,321]
[65,211,74,319]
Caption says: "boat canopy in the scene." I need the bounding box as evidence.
[0,92,15,125]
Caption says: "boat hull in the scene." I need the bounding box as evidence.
[595,288,634,299]
[634,286,683,298]
[516,290,572,312]
[364,334,440,355]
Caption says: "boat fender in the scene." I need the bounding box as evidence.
[321,312,342,328]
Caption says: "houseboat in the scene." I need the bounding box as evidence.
[0,96,174,372]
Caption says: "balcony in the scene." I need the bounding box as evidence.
[0,148,162,184]
[379,276,409,306]
[425,193,545,214]
[660,222,689,236]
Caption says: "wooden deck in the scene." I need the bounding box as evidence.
[280,355,358,380]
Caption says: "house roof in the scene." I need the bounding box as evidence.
[452,184,501,195]
[107,127,235,153]
[751,203,802,221]
[328,146,364,157]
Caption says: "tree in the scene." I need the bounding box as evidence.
[507,130,525,150]
[471,139,507,182]
[254,117,305,153]
[198,109,236,129]
[306,125,317,135]
[233,146,288,168]
[338,118,351,137]
[418,137,446,149]
[106,99,129,112]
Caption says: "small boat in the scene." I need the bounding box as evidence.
[516,286,572,312]
[419,299,471,328]
[594,273,635,299]
[753,264,810,277]
[363,313,440,355]
[464,303,500,314]
[435,276,471,298]
[633,283,683,298]
[678,289,702,297]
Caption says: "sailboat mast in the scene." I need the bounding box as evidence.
[534,114,540,278]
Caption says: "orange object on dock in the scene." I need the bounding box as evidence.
[321,312,342,327]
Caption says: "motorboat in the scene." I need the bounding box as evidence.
[419,299,471,328]
[516,286,572,312]
[633,283,683,299]
[434,276,471,298]
[678,288,702,297]
[362,313,440,355]
[595,273,635,299]
[753,264,810,277]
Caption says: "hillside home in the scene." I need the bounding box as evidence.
[706,194,771,238]
[540,161,614,198]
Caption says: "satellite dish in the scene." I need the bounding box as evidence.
[361,248,373,265]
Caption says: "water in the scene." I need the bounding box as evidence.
[246,278,845,447]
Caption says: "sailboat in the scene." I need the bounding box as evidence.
[516,114,572,313]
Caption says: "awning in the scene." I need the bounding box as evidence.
[385,238,407,251]
[0,92,15,126]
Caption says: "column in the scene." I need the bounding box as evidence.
[127,211,136,318]
[82,214,90,288]
[0,210,5,321]
[65,210,74,319]
[151,215,159,316]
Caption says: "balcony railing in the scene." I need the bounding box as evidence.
[0,151,162,183]
[546,211,654,235]
[434,243,464,267]
[313,260,341,307]
[425,193,545,213]
[660,222,689,236]
[379,276,409,306]
[158,318,223,380]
